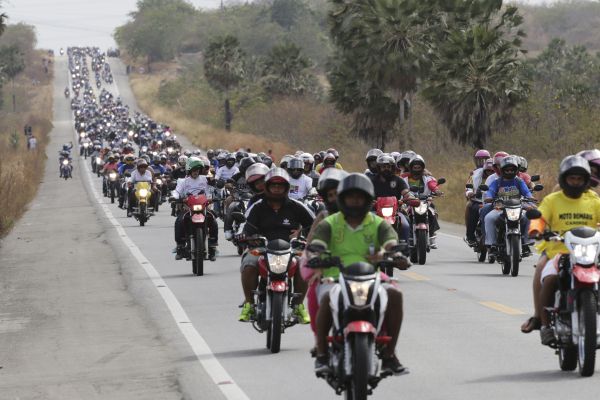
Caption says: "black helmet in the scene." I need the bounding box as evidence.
[559,155,591,198]
[287,157,304,179]
[317,168,349,196]
[264,167,290,201]
[500,156,519,179]
[262,156,273,168]
[238,156,255,175]
[577,149,600,187]
[337,173,375,220]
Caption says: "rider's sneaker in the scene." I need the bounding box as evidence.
[127,211,132,218]
[294,304,311,324]
[224,230,233,241]
[521,245,532,257]
[488,245,498,257]
[238,302,254,322]
[175,245,185,260]
[314,355,331,375]
[464,237,478,248]
[429,236,437,249]
[382,354,407,374]
[540,325,556,346]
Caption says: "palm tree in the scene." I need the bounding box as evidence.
[203,35,245,130]
[261,42,317,97]
[422,6,529,148]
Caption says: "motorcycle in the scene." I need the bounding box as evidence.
[106,171,119,203]
[527,209,600,376]
[465,183,489,262]
[64,88,70,98]
[81,142,90,159]
[482,182,542,276]
[60,158,72,180]
[407,178,445,265]
[94,156,104,177]
[306,245,409,399]
[374,196,409,275]
[175,193,213,276]
[242,236,305,353]
[229,190,253,255]
[132,182,153,226]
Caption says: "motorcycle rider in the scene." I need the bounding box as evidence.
[483,156,533,257]
[170,155,188,180]
[371,154,412,243]
[479,151,509,240]
[224,157,255,240]
[151,155,166,175]
[237,168,314,324]
[300,153,320,187]
[287,157,313,201]
[245,162,270,208]
[464,158,495,246]
[100,154,119,196]
[317,153,338,174]
[307,173,409,374]
[127,158,156,217]
[364,148,384,178]
[403,155,442,248]
[528,155,600,345]
[171,158,219,261]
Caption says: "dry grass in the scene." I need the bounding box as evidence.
[0,50,54,237]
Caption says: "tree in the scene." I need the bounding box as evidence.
[114,0,196,70]
[261,42,318,97]
[203,35,245,130]
[422,5,529,148]
[271,0,306,30]
[0,45,25,111]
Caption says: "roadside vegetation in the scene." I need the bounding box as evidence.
[0,21,53,236]
[116,0,600,223]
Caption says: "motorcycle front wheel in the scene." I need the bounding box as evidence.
[193,228,204,276]
[510,235,520,277]
[345,334,371,400]
[268,292,283,354]
[139,204,146,226]
[578,290,597,376]
[416,230,427,265]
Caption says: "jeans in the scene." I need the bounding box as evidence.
[484,210,529,246]
[466,201,481,241]
[479,203,494,239]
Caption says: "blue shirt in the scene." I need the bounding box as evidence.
[485,177,531,201]
[118,164,135,175]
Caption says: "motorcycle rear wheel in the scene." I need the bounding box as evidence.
[110,184,115,203]
[346,334,370,400]
[510,235,520,277]
[578,290,597,376]
[268,292,283,353]
[193,228,204,276]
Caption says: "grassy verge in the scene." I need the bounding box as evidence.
[0,50,54,237]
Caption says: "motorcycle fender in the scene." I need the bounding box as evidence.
[329,285,342,330]
[573,265,600,284]
[258,257,268,278]
[269,280,287,292]
[415,223,428,230]
[506,228,520,235]
[343,321,376,336]
[191,213,205,223]
[288,258,298,277]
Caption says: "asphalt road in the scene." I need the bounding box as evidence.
[2,55,600,400]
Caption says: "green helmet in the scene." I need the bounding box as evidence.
[186,156,204,172]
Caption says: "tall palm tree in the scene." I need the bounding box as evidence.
[261,42,316,96]
[204,35,245,130]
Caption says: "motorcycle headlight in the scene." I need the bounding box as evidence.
[156,179,163,185]
[96,157,102,163]
[167,147,173,153]
[381,207,394,217]
[109,172,117,180]
[83,143,89,148]
[128,130,134,136]
[157,140,163,145]
[415,202,428,215]
[573,244,598,265]
[62,159,69,165]
[267,253,290,274]
[348,280,373,307]
[192,204,203,212]
[122,138,128,143]
[139,188,149,198]
[79,132,85,138]
[505,207,521,221]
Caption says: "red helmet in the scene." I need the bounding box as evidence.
[492,151,509,174]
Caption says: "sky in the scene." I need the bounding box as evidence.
[3,0,224,51]
[1,0,571,51]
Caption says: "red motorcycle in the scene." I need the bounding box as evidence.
[183,193,212,276]
[374,196,410,275]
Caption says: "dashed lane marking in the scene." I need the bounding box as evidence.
[479,301,526,315]
[400,271,431,281]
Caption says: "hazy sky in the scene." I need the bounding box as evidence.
[1,0,569,50]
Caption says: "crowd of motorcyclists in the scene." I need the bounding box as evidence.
[61,44,600,394]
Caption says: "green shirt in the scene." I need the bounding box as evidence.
[310,212,398,278]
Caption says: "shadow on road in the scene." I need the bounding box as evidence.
[465,370,578,384]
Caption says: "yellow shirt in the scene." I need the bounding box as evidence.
[536,190,600,258]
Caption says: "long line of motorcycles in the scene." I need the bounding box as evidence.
[60,45,600,400]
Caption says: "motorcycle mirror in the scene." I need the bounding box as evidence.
[465,183,473,189]
[531,175,541,182]
[437,177,446,185]
[533,184,544,192]
[526,209,542,220]
[479,184,489,191]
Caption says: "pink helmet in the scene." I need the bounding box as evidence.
[492,151,509,174]
[577,149,600,186]
[474,149,491,168]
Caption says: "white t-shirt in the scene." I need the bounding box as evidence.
[215,166,239,181]
[173,176,209,199]
[288,174,313,200]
